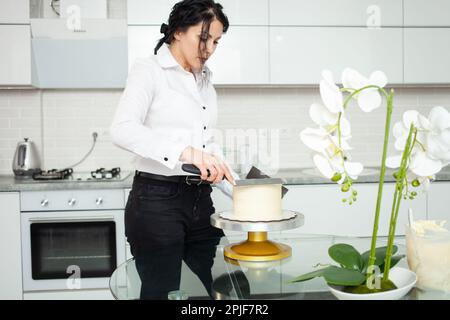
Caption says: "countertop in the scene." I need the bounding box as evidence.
[1,166,450,192]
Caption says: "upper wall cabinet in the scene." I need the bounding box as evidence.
[404,0,450,26]
[127,0,268,25]
[127,26,160,70]
[269,0,402,27]
[270,27,403,85]
[0,25,32,86]
[128,25,270,85]
[0,0,30,24]
[207,26,269,85]
[404,28,450,84]
[30,19,128,88]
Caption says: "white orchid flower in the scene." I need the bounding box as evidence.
[341,68,387,112]
[418,106,450,163]
[309,103,352,137]
[299,127,331,153]
[313,153,363,183]
[386,106,450,181]
[320,70,343,113]
[392,110,424,152]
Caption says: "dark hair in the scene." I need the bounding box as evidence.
[154,0,229,62]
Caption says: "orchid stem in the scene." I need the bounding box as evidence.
[366,88,393,284]
[383,125,416,280]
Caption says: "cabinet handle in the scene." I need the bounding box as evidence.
[40,199,49,207]
[68,198,76,206]
[96,197,103,205]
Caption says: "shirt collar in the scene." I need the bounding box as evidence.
[155,44,179,69]
[156,44,212,76]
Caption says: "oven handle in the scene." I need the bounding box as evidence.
[28,216,116,223]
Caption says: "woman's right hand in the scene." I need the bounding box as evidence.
[179,146,236,185]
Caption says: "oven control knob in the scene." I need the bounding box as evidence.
[68,198,76,206]
[96,197,103,205]
[40,199,49,207]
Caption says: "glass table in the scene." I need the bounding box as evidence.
[109,233,450,300]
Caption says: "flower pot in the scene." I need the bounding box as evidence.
[328,267,417,300]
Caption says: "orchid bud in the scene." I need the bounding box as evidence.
[331,172,342,182]
[412,179,420,187]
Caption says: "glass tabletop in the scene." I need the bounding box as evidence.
[109,233,450,300]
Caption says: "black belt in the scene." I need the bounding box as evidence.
[135,171,211,185]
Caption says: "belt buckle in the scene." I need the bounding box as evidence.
[185,176,202,186]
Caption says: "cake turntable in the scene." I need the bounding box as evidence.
[210,211,304,262]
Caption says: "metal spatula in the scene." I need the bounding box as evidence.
[182,164,289,198]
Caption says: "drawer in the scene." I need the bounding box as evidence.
[20,189,125,211]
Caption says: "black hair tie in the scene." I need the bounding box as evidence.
[160,23,169,35]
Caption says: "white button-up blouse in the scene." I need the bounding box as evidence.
[110,44,238,197]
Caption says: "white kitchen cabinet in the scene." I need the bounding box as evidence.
[207,26,269,85]
[0,25,32,86]
[128,25,270,85]
[404,0,450,26]
[127,26,160,70]
[0,192,22,300]
[127,0,268,25]
[270,27,403,85]
[127,0,176,25]
[0,0,30,24]
[427,182,450,220]
[281,183,427,237]
[270,0,402,27]
[404,28,450,84]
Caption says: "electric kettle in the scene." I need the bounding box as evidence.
[12,138,42,178]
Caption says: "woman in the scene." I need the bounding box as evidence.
[110,0,239,299]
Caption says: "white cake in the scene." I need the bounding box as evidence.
[232,180,283,221]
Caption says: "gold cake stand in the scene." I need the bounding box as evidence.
[210,211,304,262]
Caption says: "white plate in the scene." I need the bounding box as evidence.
[328,267,417,300]
[219,210,297,223]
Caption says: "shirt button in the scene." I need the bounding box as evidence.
[203,145,205,148]
[164,157,168,161]
[203,126,207,130]
[202,106,206,110]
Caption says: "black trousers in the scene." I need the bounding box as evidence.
[124,174,225,300]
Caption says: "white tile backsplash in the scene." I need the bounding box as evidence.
[1,86,450,175]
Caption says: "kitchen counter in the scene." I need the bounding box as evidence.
[1,166,450,192]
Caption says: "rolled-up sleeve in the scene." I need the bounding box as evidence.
[110,59,189,170]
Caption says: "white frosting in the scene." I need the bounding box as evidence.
[232,183,282,221]
[406,220,450,292]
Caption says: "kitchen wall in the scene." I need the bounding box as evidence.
[1,86,450,175]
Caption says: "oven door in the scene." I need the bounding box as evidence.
[21,210,125,292]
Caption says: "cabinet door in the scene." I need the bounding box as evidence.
[404,0,450,26]
[127,0,176,25]
[0,25,31,86]
[404,28,450,84]
[207,26,269,85]
[270,27,403,85]
[281,183,426,237]
[0,0,29,24]
[270,0,402,27]
[127,26,160,70]
[0,192,22,299]
[427,182,450,220]
[127,0,268,25]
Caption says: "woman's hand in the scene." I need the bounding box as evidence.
[179,146,236,185]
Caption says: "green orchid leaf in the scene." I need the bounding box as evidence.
[289,266,332,283]
[380,255,405,273]
[323,266,366,286]
[361,245,398,272]
[328,244,363,271]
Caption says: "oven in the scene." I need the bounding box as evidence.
[20,189,126,292]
